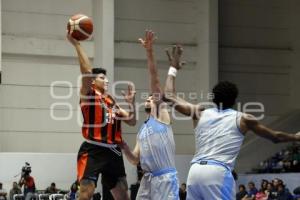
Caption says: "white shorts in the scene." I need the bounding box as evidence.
[186,160,235,200]
[136,168,179,200]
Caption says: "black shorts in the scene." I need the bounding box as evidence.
[77,141,127,190]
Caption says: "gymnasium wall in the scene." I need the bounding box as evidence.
[0,0,93,153]
[0,0,202,154]
[220,0,292,125]
[219,0,300,172]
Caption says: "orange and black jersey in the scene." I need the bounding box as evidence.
[80,88,122,144]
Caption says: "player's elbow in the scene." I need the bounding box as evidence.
[272,132,288,143]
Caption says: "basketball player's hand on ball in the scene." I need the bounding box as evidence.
[121,83,136,105]
[165,45,186,70]
[138,30,156,51]
[66,32,80,46]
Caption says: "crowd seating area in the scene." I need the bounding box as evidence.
[252,144,300,174]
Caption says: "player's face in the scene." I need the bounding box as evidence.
[181,184,186,190]
[94,73,108,92]
[267,183,272,191]
[273,179,279,187]
[248,183,254,189]
[144,96,154,113]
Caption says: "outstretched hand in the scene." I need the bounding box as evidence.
[138,30,156,51]
[165,45,185,70]
[121,83,136,105]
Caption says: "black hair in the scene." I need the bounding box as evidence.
[232,170,238,180]
[70,181,78,192]
[212,81,238,109]
[239,184,246,190]
[248,181,255,186]
[92,68,106,75]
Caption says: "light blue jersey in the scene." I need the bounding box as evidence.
[187,108,244,200]
[138,116,176,172]
[136,116,179,200]
[192,108,244,170]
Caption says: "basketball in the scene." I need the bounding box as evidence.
[67,14,93,41]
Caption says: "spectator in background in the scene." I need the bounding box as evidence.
[45,183,58,194]
[294,185,300,200]
[268,179,293,200]
[0,183,7,200]
[236,184,247,200]
[269,187,279,199]
[179,183,187,200]
[277,184,293,200]
[278,179,292,195]
[18,173,36,200]
[260,180,268,192]
[69,182,79,200]
[294,185,300,195]
[255,189,268,200]
[273,178,281,188]
[9,182,21,200]
[265,182,273,197]
[252,179,269,200]
[283,160,292,172]
[244,182,258,200]
[269,178,281,199]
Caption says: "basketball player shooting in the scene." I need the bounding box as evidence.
[66,18,136,199]
[163,45,300,200]
[120,30,179,200]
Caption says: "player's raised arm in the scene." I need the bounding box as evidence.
[164,45,201,119]
[139,30,170,124]
[139,30,162,101]
[66,33,93,99]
